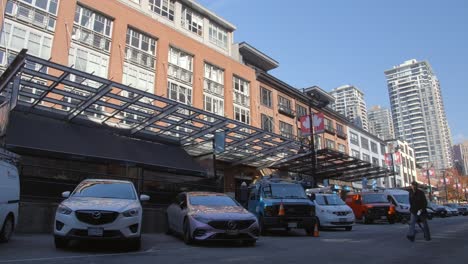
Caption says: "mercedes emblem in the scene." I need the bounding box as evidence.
[227,220,237,230]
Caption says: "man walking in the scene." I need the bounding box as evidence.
[407,181,431,242]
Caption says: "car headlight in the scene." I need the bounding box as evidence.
[264,205,275,217]
[192,215,211,224]
[57,204,72,215]
[122,208,139,217]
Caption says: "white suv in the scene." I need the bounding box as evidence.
[54,179,149,250]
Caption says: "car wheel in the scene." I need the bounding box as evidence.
[54,236,69,249]
[243,240,256,247]
[363,214,371,224]
[259,216,267,236]
[165,214,173,235]
[345,226,352,231]
[0,216,14,243]
[183,219,193,245]
[128,237,141,251]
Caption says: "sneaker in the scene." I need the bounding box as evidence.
[406,235,415,242]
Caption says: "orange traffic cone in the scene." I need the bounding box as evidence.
[313,222,320,237]
[278,202,285,216]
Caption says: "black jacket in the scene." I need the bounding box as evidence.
[409,188,427,214]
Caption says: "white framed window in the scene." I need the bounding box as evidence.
[168,47,193,84]
[279,121,293,139]
[234,105,250,125]
[261,114,273,132]
[122,63,155,94]
[73,5,113,51]
[204,63,224,97]
[326,139,335,149]
[167,80,192,105]
[0,21,52,59]
[233,76,249,107]
[5,0,58,30]
[203,94,224,116]
[338,143,346,153]
[148,0,174,21]
[68,44,109,88]
[352,149,360,159]
[362,153,370,162]
[209,23,228,49]
[181,6,203,36]
[125,27,156,69]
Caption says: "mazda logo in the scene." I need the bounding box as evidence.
[92,211,102,219]
[227,221,237,230]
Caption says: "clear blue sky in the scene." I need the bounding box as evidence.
[197,0,468,144]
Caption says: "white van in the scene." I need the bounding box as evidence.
[307,190,355,231]
[0,149,20,243]
[384,189,410,222]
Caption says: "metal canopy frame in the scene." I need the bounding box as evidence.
[270,148,389,182]
[0,51,301,168]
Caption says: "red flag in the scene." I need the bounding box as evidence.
[313,112,325,133]
[299,115,311,136]
[384,153,392,166]
[393,152,401,165]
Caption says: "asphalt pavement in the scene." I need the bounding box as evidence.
[0,216,467,264]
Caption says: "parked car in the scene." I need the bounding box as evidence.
[308,192,355,231]
[166,192,259,246]
[54,179,150,250]
[0,149,20,243]
[428,203,448,218]
[426,208,434,220]
[444,205,459,216]
[445,203,467,216]
[384,189,410,223]
[247,177,316,235]
[345,192,396,224]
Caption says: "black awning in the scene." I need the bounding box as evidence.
[271,148,389,182]
[5,111,207,176]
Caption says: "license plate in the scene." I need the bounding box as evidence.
[381,216,387,220]
[339,218,347,222]
[88,227,104,237]
[288,222,297,228]
[226,230,239,236]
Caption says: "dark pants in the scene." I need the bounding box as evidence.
[407,213,431,240]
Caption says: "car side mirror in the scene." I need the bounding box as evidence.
[140,194,150,201]
[62,191,70,198]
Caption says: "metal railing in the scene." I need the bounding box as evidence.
[72,25,111,52]
[168,63,192,84]
[203,79,224,97]
[7,0,56,31]
[125,46,156,69]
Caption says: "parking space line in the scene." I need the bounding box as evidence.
[0,251,149,263]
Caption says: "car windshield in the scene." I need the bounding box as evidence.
[393,194,409,204]
[265,184,308,199]
[315,195,345,206]
[189,195,238,206]
[71,181,136,200]
[362,194,388,204]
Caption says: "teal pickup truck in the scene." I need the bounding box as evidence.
[247,177,316,235]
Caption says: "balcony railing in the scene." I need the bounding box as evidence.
[125,46,156,69]
[204,79,224,97]
[6,0,56,31]
[234,92,250,107]
[278,104,295,118]
[168,63,193,84]
[336,130,347,139]
[72,25,111,52]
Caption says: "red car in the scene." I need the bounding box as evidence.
[345,192,396,224]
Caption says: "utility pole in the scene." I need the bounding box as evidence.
[426,168,432,202]
[442,170,448,203]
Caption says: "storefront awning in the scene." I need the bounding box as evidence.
[0,50,301,168]
[270,148,390,182]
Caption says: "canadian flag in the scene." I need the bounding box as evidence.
[394,152,401,165]
[299,112,325,135]
[428,168,435,177]
[384,153,393,166]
